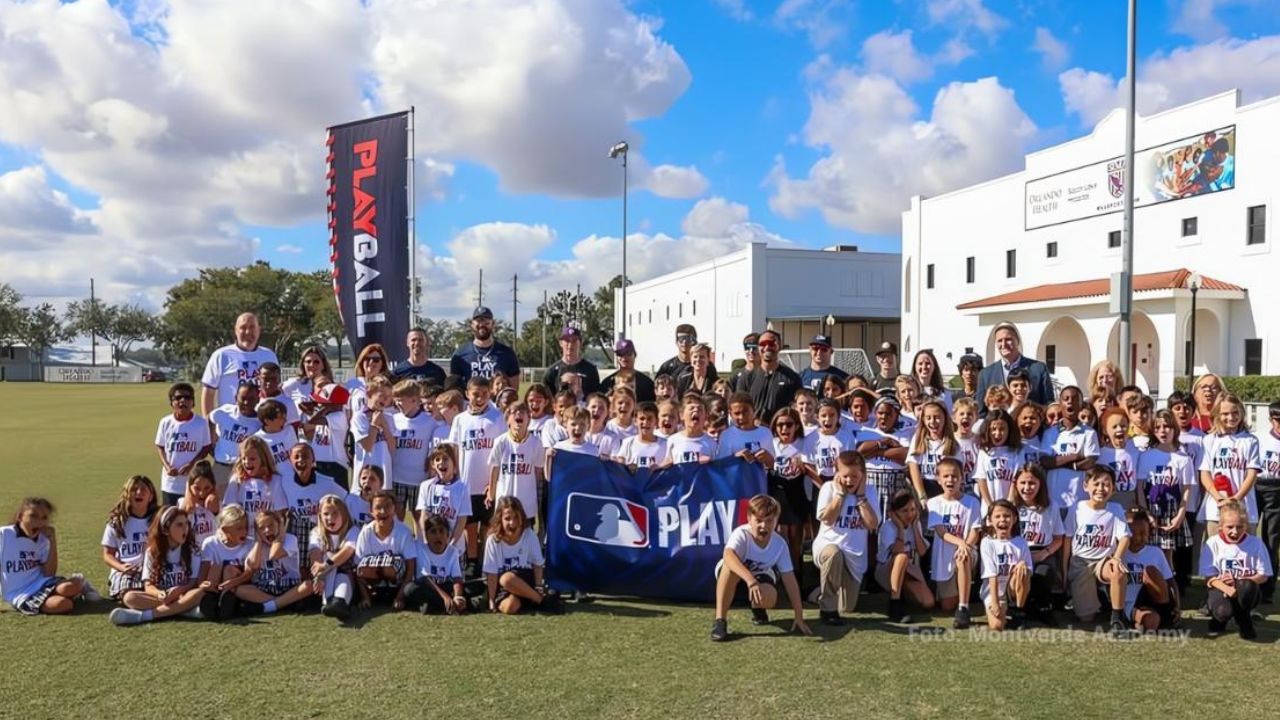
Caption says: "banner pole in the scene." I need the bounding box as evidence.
[408,106,417,325]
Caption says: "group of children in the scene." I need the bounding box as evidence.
[2,352,1275,643]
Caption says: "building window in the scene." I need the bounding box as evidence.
[965,257,975,284]
[1245,339,1263,375]
[964,346,974,354]
[678,303,683,318]
[665,306,669,320]
[926,264,935,289]
[1247,205,1266,245]
[1045,344,1057,374]
[1006,249,1016,278]
[647,309,652,323]
[1108,230,1122,248]
[1182,217,1198,237]
[692,300,697,316]
[1046,242,1058,258]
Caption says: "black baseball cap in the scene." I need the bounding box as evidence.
[472,306,494,320]
[809,334,832,348]
[875,341,898,357]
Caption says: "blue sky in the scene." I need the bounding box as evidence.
[2,0,1279,317]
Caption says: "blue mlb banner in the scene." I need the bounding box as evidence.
[546,453,766,602]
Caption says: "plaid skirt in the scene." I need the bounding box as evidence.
[16,576,64,615]
[108,568,145,599]
[866,467,909,523]
[1149,491,1194,549]
[392,483,420,513]
[357,553,406,582]
[287,515,316,560]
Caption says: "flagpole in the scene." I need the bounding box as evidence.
[408,106,417,325]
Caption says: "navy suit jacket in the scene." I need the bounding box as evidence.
[975,355,1055,411]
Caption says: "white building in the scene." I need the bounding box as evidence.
[902,89,1274,396]
[616,243,901,372]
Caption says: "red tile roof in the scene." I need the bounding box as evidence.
[956,269,1243,310]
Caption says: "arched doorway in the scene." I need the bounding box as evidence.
[1037,317,1090,388]
[1183,308,1222,375]
[1107,311,1161,393]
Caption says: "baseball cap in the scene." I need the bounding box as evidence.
[809,334,833,349]
[311,382,350,407]
[560,326,582,341]
[875,341,898,357]
[472,306,494,320]
[614,338,636,355]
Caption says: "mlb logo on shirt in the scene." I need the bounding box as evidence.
[467,429,482,440]
[565,492,649,549]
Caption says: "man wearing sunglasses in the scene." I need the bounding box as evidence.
[733,329,801,423]
[601,338,656,402]
[449,306,520,386]
[201,312,279,417]
[657,324,717,381]
[728,333,760,389]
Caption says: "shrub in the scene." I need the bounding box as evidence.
[1171,376,1280,403]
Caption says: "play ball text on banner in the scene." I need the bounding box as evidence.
[546,452,766,603]
[326,111,413,365]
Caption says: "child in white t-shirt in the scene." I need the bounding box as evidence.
[222,437,289,540]
[927,457,982,629]
[1119,509,1179,634]
[448,376,506,568]
[406,514,469,615]
[417,445,472,554]
[615,402,668,471]
[108,506,209,626]
[1201,499,1270,639]
[254,399,300,487]
[389,379,436,522]
[234,510,312,616]
[1198,394,1262,534]
[716,393,775,468]
[102,475,158,602]
[606,388,638,439]
[876,489,934,623]
[197,504,251,621]
[656,399,681,439]
[974,409,1023,514]
[345,465,383,528]
[154,382,212,505]
[352,377,396,491]
[710,495,812,641]
[585,393,619,458]
[484,497,560,615]
[1011,464,1064,623]
[1,498,94,616]
[487,402,545,527]
[355,491,417,611]
[1063,466,1131,629]
[663,397,717,466]
[812,451,879,625]
[308,495,359,622]
[179,463,219,549]
[979,500,1032,631]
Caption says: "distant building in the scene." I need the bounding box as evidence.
[615,242,901,372]
[902,89,1273,395]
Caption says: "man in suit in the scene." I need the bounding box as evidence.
[975,322,1054,411]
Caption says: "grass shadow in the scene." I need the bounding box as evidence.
[563,600,671,619]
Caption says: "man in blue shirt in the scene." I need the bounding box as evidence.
[799,334,848,393]
[449,306,520,385]
[392,327,447,386]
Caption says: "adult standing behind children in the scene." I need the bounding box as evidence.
[450,307,520,386]
[734,329,802,423]
[601,339,655,402]
[658,324,717,380]
[393,327,447,386]
[871,341,898,392]
[975,322,1054,411]
[543,327,601,396]
[201,312,278,417]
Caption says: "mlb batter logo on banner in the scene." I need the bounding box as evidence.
[566,493,649,548]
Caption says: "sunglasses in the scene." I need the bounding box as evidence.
[363,356,384,363]
[757,340,778,349]
[743,344,759,351]
[774,421,795,428]
[676,335,696,344]
[172,395,194,402]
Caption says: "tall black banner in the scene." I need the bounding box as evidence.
[327,111,411,365]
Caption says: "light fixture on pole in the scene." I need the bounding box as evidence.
[608,140,629,340]
[1186,271,1201,381]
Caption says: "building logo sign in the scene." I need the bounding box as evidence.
[1025,125,1235,230]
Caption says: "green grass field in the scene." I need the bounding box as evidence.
[1,382,1277,719]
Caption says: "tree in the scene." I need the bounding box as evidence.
[65,299,156,366]
[302,270,346,365]
[0,282,23,347]
[17,303,70,374]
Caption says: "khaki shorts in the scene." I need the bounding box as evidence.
[1067,555,1112,619]
[935,554,978,599]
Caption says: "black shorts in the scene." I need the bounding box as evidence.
[494,567,537,610]
[162,491,183,507]
[469,494,493,525]
[767,472,807,526]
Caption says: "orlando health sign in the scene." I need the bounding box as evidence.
[546,452,765,602]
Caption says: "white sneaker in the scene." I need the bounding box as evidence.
[109,608,146,626]
[74,575,103,603]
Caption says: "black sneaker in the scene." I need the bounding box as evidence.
[469,595,488,614]
[324,597,351,621]
[710,618,729,642]
[1110,611,1132,638]
[1036,605,1058,627]
[887,598,911,624]
[1238,613,1258,640]
[819,610,844,626]
[1007,608,1025,631]
[539,592,565,615]
[239,601,265,617]
[953,605,971,630]
[199,594,221,623]
[217,591,238,621]
[751,608,770,625]
[1207,617,1226,637]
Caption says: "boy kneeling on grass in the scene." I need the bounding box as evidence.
[711,495,812,641]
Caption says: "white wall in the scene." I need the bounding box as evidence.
[618,243,903,372]
[903,89,1278,381]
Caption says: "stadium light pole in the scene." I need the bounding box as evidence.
[1117,0,1138,381]
[609,141,629,340]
